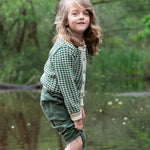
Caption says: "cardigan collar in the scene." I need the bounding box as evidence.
[58,38,76,50]
[78,45,86,52]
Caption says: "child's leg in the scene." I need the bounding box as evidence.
[40,94,85,149]
[65,136,83,150]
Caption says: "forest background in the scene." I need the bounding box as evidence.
[0,0,150,92]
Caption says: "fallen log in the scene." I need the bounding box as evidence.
[0,82,42,90]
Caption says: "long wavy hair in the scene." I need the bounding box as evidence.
[53,0,102,56]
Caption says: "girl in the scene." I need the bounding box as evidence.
[40,0,101,149]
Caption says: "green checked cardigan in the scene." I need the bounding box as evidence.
[40,38,88,121]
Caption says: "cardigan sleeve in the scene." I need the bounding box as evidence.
[53,45,82,121]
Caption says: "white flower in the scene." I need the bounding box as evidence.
[11,125,15,129]
[140,107,143,111]
[112,118,115,121]
[99,109,103,112]
[115,98,119,102]
[122,122,126,125]
[27,123,31,126]
[123,117,128,120]
[118,101,123,105]
[108,101,113,105]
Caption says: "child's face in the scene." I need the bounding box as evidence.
[67,3,90,37]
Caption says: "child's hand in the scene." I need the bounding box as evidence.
[74,119,83,130]
[81,106,85,119]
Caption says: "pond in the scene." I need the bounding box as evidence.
[0,87,150,150]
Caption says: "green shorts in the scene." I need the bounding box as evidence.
[40,87,86,148]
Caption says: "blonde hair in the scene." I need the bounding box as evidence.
[53,0,102,56]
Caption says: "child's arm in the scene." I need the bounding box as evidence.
[53,46,82,121]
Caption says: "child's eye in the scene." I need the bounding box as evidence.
[72,12,77,15]
[84,11,89,15]
[71,11,78,16]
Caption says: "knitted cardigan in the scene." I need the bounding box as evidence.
[40,38,88,121]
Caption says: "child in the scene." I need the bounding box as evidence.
[40,0,101,149]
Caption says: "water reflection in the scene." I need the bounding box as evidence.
[0,91,41,150]
[0,90,150,150]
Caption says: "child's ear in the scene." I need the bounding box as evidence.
[65,20,69,27]
[66,21,68,26]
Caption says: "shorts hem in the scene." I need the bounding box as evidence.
[66,131,86,148]
[66,132,81,145]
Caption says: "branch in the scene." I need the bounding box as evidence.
[92,0,122,5]
[0,82,42,90]
[25,75,36,85]
[7,18,19,33]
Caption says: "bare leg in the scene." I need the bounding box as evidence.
[65,136,83,150]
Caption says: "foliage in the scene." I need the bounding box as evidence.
[0,0,57,83]
[86,46,150,92]
[135,14,150,41]
[0,48,44,83]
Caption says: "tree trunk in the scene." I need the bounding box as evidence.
[27,0,41,50]
[12,6,27,52]
[0,18,7,47]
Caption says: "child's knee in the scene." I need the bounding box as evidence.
[67,136,83,150]
[78,136,83,148]
[75,136,83,149]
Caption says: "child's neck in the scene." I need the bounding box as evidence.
[72,32,83,43]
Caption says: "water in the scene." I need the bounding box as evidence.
[0,89,150,150]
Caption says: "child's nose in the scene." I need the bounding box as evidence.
[79,13,84,19]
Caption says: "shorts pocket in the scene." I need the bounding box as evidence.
[40,101,54,121]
